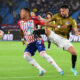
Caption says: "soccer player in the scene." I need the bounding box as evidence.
[30,11,38,19]
[33,5,79,76]
[46,12,53,50]
[18,8,64,76]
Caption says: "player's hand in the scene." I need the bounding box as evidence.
[21,38,26,45]
[22,40,26,45]
[38,15,42,20]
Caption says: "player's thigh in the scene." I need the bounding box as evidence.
[36,40,45,53]
[56,37,72,50]
[24,42,37,56]
[58,38,76,55]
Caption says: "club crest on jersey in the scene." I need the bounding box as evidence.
[65,21,69,25]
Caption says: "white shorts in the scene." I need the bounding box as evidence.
[48,31,73,50]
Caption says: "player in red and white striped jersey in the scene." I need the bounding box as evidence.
[18,15,44,44]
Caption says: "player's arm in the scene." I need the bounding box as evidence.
[33,18,65,36]
[18,21,26,45]
[38,15,57,27]
[38,14,57,22]
[38,15,46,21]
[46,14,68,29]
[73,28,79,36]
[72,19,79,36]
[19,29,26,45]
[38,15,67,29]
[44,22,68,29]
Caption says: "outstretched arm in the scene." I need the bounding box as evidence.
[38,15,67,28]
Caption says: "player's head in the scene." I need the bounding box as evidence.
[46,12,53,19]
[60,5,69,17]
[20,8,30,19]
[30,11,36,17]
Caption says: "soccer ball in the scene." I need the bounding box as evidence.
[0,30,4,39]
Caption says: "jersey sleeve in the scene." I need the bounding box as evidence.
[71,19,77,29]
[18,20,21,30]
[33,18,45,25]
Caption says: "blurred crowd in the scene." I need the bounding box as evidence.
[0,0,80,24]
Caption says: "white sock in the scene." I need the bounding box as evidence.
[24,54,44,72]
[40,52,62,72]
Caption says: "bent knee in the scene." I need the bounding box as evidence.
[70,51,76,55]
[40,51,46,56]
[68,46,76,55]
[24,52,31,59]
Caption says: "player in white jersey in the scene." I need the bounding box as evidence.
[18,8,64,76]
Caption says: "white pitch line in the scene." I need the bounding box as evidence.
[0,75,80,79]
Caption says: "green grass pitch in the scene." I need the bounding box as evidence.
[0,41,80,80]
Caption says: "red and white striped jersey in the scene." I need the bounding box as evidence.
[18,17,45,44]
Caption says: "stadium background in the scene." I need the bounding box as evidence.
[0,0,80,41]
[0,0,80,80]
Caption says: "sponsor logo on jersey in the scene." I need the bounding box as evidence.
[66,21,69,25]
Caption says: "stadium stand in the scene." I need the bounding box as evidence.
[0,0,80,24]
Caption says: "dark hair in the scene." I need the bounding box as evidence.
[30,10,35,12]
[60,4,69,9]
[21,8,30,12]
[46,12,53,17]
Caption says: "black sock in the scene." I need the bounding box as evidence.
[48,40,51,48]
[33,29,45,35]
[72,55,77,68]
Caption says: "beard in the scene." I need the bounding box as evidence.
[61,14,68,18]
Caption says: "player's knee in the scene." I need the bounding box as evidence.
[69,49,76,55]
[68,46,76,55]
[71,51,76,55]
[24,54,28,59]
[40,51,53,63]
[40,51,46,57]
[24,52,31,61]
[24,54,27,59]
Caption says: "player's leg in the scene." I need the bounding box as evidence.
[67,46,78,76]
[46,31,78,75]
[56,37,78,76]
[47,39,51,49]
[58,38,78,76]
[24,52,45,73]
[54,37,78,76]
[40,51,64,75]
[24,43,46,76]
[36,40,64,75]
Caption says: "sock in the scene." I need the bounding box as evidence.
[48,40,51,49]
[24,54,43,72]
[72,55,77,68]
[40,52,62,72]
